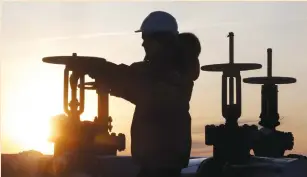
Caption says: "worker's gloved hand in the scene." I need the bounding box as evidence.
[67,57,107,76]
[87,69,101,79]
[87,61,121,80]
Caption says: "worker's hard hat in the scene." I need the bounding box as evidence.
[135,11,178,35]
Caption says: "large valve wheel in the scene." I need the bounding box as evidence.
[201,63,262,73]
[42,53,106,67]
[243,76,296,85]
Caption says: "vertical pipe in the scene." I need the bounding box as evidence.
[228,32,234,105]
[222,74,227,118]
[70,53,78,119]
[228,32,234,64]
[98,93,109,119]
[97,83,109,133]
[78,75,85,115]
[64,68,69,116]
[236,75,242,118]
[267,48,272,77]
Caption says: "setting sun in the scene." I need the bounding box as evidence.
[3,75,62,155]
[2,60,110,155]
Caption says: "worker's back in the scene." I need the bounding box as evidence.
[127,61,193,169]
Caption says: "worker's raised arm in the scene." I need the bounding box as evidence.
[109,63,189,111]
[87,61,148,104]
[88,61,188,108]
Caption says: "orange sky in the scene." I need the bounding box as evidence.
[1,1,307,156]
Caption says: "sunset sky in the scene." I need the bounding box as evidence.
[1,1,307,156]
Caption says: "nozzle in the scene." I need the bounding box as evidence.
[228,32,234,37]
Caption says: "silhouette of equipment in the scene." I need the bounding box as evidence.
[243,48,296,158]
[42,53,126,158]
[30,32,307,177]
[201,32,261,165]
[78,81,125,151]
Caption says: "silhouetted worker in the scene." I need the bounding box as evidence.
[80,11,200,177]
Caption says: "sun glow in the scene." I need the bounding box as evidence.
[4,84,60,155]
[2,61,105,155]
[2,63,66,155]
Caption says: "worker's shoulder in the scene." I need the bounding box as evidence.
[128,61,149,74]
[130,61,147,68]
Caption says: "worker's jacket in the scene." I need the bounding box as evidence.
[91,60,196,169]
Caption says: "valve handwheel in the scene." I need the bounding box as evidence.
[243,76,296,85]
[243,48,296,85]
[43,53,106,66]
[201,63,261,73]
